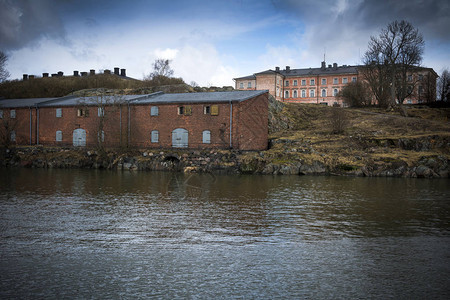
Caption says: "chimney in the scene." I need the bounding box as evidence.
[42,73,49,78]
[321,61,326,70]
[73,71,79,76]
[120,68,126,76]
[81,72,88,76]
[114,67,120,75]
[333,63,337,70]
[275,66,280,72]
[58,71,64,76]
[52,73,58,77]
[328,64,332,68]
[104,69,111,74]
[90,69,95,75]
[29,75,35,79]
[286,66,290,72]
[23,74,28,81]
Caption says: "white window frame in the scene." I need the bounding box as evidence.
[310,79,315,85]
[321,89,327,97]
[151,130,159,143]
[285,90,289,98]
[293,80,298,86]
[285,80,289,87]
[151,106,159,116]
[239,82,244,89]
[10,109,16,119]
[310,89,315,97]
[342,78,348,84]
[333,78,338,84]
[98,107,105,117]
[333,89,338,96]
[352,77,357,83]
[248,82,252,88]
[301,79,306,86]
[301,89,306,98]
[56,108,62,118]
[293,90,298,98]
[321,78,326,85]
[202,130,211,144]
[56,130,62,142]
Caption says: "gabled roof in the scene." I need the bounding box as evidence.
[0,90,268,109]
[0,97,58,108]
[131,90,268,105]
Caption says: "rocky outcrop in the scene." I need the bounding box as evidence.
[1,146,448,178]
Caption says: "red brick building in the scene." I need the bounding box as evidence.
[234,61,437,106]
[0,90,269,151]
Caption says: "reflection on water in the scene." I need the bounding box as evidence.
[1,169,449,298]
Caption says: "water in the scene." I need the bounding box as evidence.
[0,169,449,299]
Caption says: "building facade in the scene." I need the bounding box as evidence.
[0,90,269,151]
[234,61,437,106]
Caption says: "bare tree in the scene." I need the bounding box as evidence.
[0,118,17,148]
[144,59,175,86]
[363,20,425,110]
[0,51,10,83]
[437,69,450,102]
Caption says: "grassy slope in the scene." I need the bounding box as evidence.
[267,103,450,171]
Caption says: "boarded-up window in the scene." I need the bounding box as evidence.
[56,130,62,141]
[151,130,159,143]
[56,108,62,118]
[10,110,16,119]
[185,106,192,116]
[211,105,219,116]
[151,106,159,116]
[202,130,211,144]
[77,108,89,117]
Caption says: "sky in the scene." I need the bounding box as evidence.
[1,0,449,87]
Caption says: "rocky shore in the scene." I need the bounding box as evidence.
[1,145,448,178]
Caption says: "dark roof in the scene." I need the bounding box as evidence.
[0,98,57,108]
[132,90,268,105]
[233,74,256,80]
[0,90,268,109]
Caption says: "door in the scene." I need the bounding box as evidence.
[73,128,86,146]
[172,128,188,148]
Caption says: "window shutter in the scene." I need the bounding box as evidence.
[151,106,159,116]
[185,106,192,116]
[211,105,219,116]
[56,130,62,141]
[56,108,62,118]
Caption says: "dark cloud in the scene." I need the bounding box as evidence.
[0,0,66,51]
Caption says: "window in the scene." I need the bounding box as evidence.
[333,89,338,96]
[248,82,252,88]
[211,105,219,116]
[293,80,298,86]
[321,78,327,85]
[98,107,104,117]
[285,90,289,98]
[204,106,210,114]
[343,78,348,84]
[151,106,159,116]
[56,130,62,142]
[293,90,298,98]
[10,109,16,119]
[419,85,423,95]
[11,131,16,142]
[310,89,315,97]
[77,108,89,117]
[419,74,423,81]
[239,82,244,89]
[301,90,306,98]
[310,79,315,85]
[333,78,338,84]
[0,110,3,119]
[202,130,211,144]
[56,108,62,118]
[301,79,306,86]
[151,130,159,143]
[407,75,412,82]
[352,77,357,83]
[178,106,192,115]
[285,80,289,87]
[321,89,327,97]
